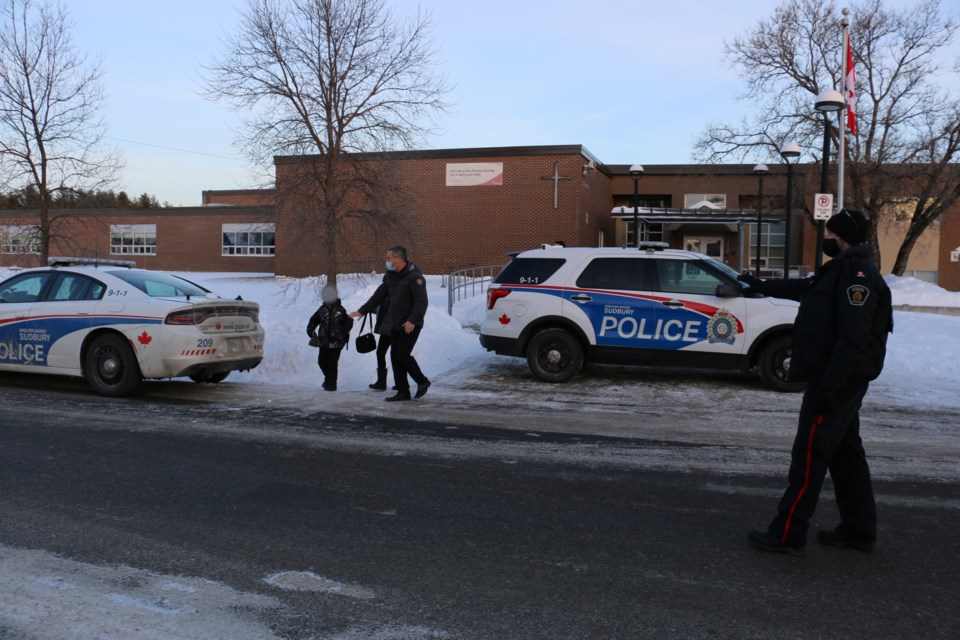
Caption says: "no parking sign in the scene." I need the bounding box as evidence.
[814,193,834,220]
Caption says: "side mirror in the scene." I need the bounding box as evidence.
[715,283,742,298]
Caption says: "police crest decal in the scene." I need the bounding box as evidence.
[706,310,738,345]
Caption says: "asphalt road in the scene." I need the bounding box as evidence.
[1,382,958,639]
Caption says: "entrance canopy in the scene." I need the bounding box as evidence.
[611,206,790,273]
[610,206,786,224]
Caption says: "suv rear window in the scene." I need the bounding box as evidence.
[494,258,565,285]
[576,258,655,291]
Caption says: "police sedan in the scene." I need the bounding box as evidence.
[0,257,265,396]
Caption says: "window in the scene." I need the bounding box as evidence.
[654,259,724,296]
[107,270,210,298]
[617,195,667,248]
[222,223,275,256]
[0,272,53,303]
[684,194,726,209]
[626,222,663,248]
[748,222,786,271]
[46,273,106,302]
[111,224,157,255]
[493,258,565,285]
[0,225,40,254]
[576,258,655,292]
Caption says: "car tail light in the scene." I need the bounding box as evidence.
[165,306,260,325]
[487,288,511,310]
[165,310,197,325]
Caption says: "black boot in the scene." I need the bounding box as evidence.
[415,379,431,399]
[369,368,388,391]
[385,390,411,402]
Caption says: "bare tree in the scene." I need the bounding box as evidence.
[202,0,449,284]
[694,0,960,274]
[0,0,121,263]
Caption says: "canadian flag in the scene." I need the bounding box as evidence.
[845,35,857,136]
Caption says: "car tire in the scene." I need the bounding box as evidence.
[526,327,584,383]
[84,333,142,397]
[758,335,805,392]
[189,372,230,384]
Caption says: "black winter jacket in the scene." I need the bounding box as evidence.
[358,263,428,331]
[306,301,354,349]
[361,281,393,336]
[758,244,893,397]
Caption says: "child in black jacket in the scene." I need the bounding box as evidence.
[306,285,354,390]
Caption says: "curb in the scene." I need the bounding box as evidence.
[893,305,960,316]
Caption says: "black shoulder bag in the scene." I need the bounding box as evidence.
[355,314,377,354]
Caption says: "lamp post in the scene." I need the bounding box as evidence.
[780,142,801,278]
[629,164,644,248]
[814,89,844,268]
[753,163,770,275]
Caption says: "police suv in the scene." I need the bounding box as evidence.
[0,258,265,396]
[479,244,801,391]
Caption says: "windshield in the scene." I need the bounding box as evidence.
[699,256,748,289]
[107,270,212,298]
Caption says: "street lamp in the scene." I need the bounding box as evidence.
[780,142,801,278]
[753,163,770,275]
[629,164,644,248]
[814,89,844,268]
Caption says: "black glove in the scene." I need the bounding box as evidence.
[815,392,834,417]
[738,272,768,295]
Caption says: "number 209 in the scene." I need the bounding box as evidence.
[197,338,213,348]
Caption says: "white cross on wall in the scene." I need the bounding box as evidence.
[540,161,572,209]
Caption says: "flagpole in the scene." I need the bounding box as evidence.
[838,9,850,211]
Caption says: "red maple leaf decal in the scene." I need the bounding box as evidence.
[137,331,152,345]
[498,313,511,326]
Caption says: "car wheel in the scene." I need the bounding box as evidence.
[189,372,229,384]
[758,335,805,392]
[526,327,584,383]
[84,333,142,397]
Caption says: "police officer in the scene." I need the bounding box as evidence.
[743,209,893,555]
[352,245,430,402]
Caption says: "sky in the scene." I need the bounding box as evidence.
[1,269,959,637]
[61,0,953,206]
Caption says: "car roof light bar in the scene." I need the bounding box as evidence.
[637,242,670,251]
[48,256,137,268]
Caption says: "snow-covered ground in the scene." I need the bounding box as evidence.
[1,267,959,640]
[2,265,957,409]
[176,270,960,411]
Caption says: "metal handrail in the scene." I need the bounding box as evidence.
[446,264,504,315]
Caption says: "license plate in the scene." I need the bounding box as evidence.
[226,338,245,353]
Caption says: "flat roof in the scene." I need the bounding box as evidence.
[275,144,603,166]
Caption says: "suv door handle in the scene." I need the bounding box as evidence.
[570,294,592,303]
[661,299,684,307]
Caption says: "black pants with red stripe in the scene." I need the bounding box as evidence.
[768,380,877,546]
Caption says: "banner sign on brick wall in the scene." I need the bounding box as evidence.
[445,163,503,187]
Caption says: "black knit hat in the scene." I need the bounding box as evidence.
[826,209,868,245]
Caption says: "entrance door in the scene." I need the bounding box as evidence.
[685,236,723,259]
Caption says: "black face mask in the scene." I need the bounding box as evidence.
[823,238,842,258]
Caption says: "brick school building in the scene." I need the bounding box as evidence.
[1,144,956,290]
